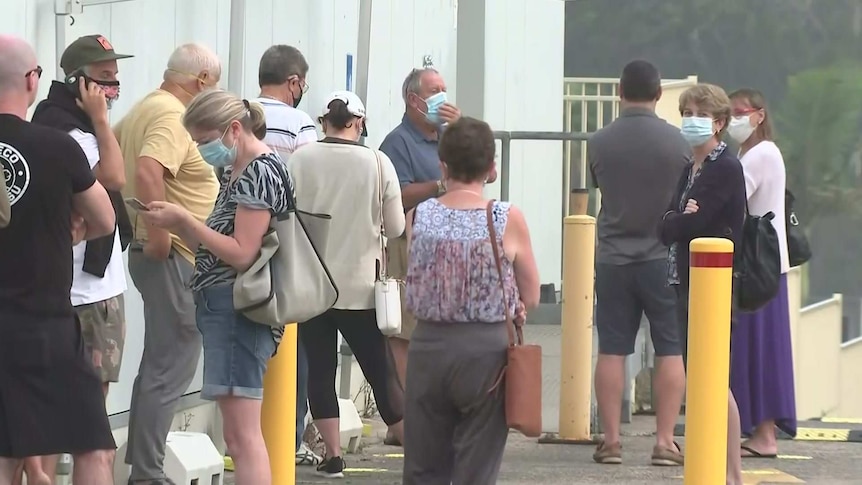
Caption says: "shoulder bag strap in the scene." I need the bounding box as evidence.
[373,150,387,279]
[485,200,521,347]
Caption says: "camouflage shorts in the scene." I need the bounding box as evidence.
[75,294,126,383]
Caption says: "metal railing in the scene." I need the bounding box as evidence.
[493,130,592,213]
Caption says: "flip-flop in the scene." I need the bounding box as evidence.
[741,444,777,459]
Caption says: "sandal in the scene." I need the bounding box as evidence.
[741,444,777,459]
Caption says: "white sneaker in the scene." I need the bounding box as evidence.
[296,442,323,466]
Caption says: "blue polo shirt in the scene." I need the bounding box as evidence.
[379,114,441,187]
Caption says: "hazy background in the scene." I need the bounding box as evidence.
[565,0,862,340]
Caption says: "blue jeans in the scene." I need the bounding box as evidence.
[194,284,276,400]
[296,338,309,451]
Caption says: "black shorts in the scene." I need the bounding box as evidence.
[0,313,116,458]
[595,260,681,357]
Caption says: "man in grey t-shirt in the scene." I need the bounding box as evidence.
[589,60,690,466]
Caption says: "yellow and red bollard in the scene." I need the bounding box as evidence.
[683,238,735,485]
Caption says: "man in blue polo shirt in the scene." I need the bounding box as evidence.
[381,66,487,446]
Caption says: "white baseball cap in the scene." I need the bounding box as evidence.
[322,90,368,136]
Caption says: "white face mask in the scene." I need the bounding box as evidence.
[728,115,757,144]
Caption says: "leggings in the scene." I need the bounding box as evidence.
[299,308,403,425]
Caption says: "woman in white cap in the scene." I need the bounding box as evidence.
[287,91,406,478]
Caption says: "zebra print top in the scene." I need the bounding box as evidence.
[189,153,295,291]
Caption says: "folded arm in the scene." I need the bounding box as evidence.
[659,161,738,245]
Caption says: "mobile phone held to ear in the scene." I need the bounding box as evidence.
[124,198,149,212]
[65,73,84,98]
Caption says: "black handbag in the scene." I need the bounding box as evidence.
[785,189,812,267]
[734,196,782,312]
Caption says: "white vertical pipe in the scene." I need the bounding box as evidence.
[55,14,67,81]
[227,0,246,95]
[355,0,372,104]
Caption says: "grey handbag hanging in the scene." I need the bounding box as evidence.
[233,161,339,326]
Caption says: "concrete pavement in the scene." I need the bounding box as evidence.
[226,324,862,484]
[226,415,861,484]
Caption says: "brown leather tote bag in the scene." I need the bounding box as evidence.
[486,201,543,438]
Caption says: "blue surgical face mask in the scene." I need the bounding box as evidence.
[422,91,447,125]
[680,116,716,147]
[198,127,237,168]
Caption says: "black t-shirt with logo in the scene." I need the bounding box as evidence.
[0,114,96,320]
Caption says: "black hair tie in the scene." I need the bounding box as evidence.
[242,99,251,110]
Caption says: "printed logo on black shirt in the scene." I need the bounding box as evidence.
[0,141,30,206]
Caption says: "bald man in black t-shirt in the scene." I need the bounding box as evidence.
[0,34,117,485]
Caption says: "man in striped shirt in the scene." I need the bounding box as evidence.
[252,44,321,466]
[254,45,318,162]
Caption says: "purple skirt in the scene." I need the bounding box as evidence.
[730,273,797,437]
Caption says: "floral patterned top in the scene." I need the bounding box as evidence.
[667,141,728,285]
[406,199,520,322]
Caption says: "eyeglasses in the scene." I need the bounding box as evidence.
[732,108,761,117]
[290,75,310,94]
[25,66,43,80]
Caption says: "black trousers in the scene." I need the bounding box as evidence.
[299,309,403,425]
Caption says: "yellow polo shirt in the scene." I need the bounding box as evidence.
[114,89,219,263]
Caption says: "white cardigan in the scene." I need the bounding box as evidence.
[740,141,790,274]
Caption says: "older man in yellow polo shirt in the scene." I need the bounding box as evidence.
[114,43,220,485]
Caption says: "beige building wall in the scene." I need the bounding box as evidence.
[786,267,861,420]
[655,76,699,128]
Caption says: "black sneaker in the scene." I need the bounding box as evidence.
[316,455,345,478]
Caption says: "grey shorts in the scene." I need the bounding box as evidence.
[595,259,681,356]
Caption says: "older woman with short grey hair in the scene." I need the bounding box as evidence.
[659,83,746,485]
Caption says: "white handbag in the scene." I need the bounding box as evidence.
[373,151,403,336]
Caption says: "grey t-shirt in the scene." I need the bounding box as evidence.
[379,115,441,189]
[588,107,691,265]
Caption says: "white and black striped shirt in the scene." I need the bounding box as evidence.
[253,97,319,161]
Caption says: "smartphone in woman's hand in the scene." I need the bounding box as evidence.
[124,197,149,212]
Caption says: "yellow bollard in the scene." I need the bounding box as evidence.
[262,322,298,485]
[540,215,596,444]
[683,238,734,485]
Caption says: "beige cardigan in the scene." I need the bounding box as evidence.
[287,140,405,310]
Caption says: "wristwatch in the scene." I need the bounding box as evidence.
[436,179,447,196]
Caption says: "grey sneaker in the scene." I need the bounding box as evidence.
[296,442,323,466]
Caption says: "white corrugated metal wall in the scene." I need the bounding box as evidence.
[1,0,564,416]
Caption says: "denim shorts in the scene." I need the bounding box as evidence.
[194,284,276,400]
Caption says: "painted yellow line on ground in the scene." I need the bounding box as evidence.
[372,453,405,458]
[676,468,804,484]
[344,467,390,473]
[795,427,850,441]
[820,417,862,424]
[778,454,813,460]
[741,468,804,484]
